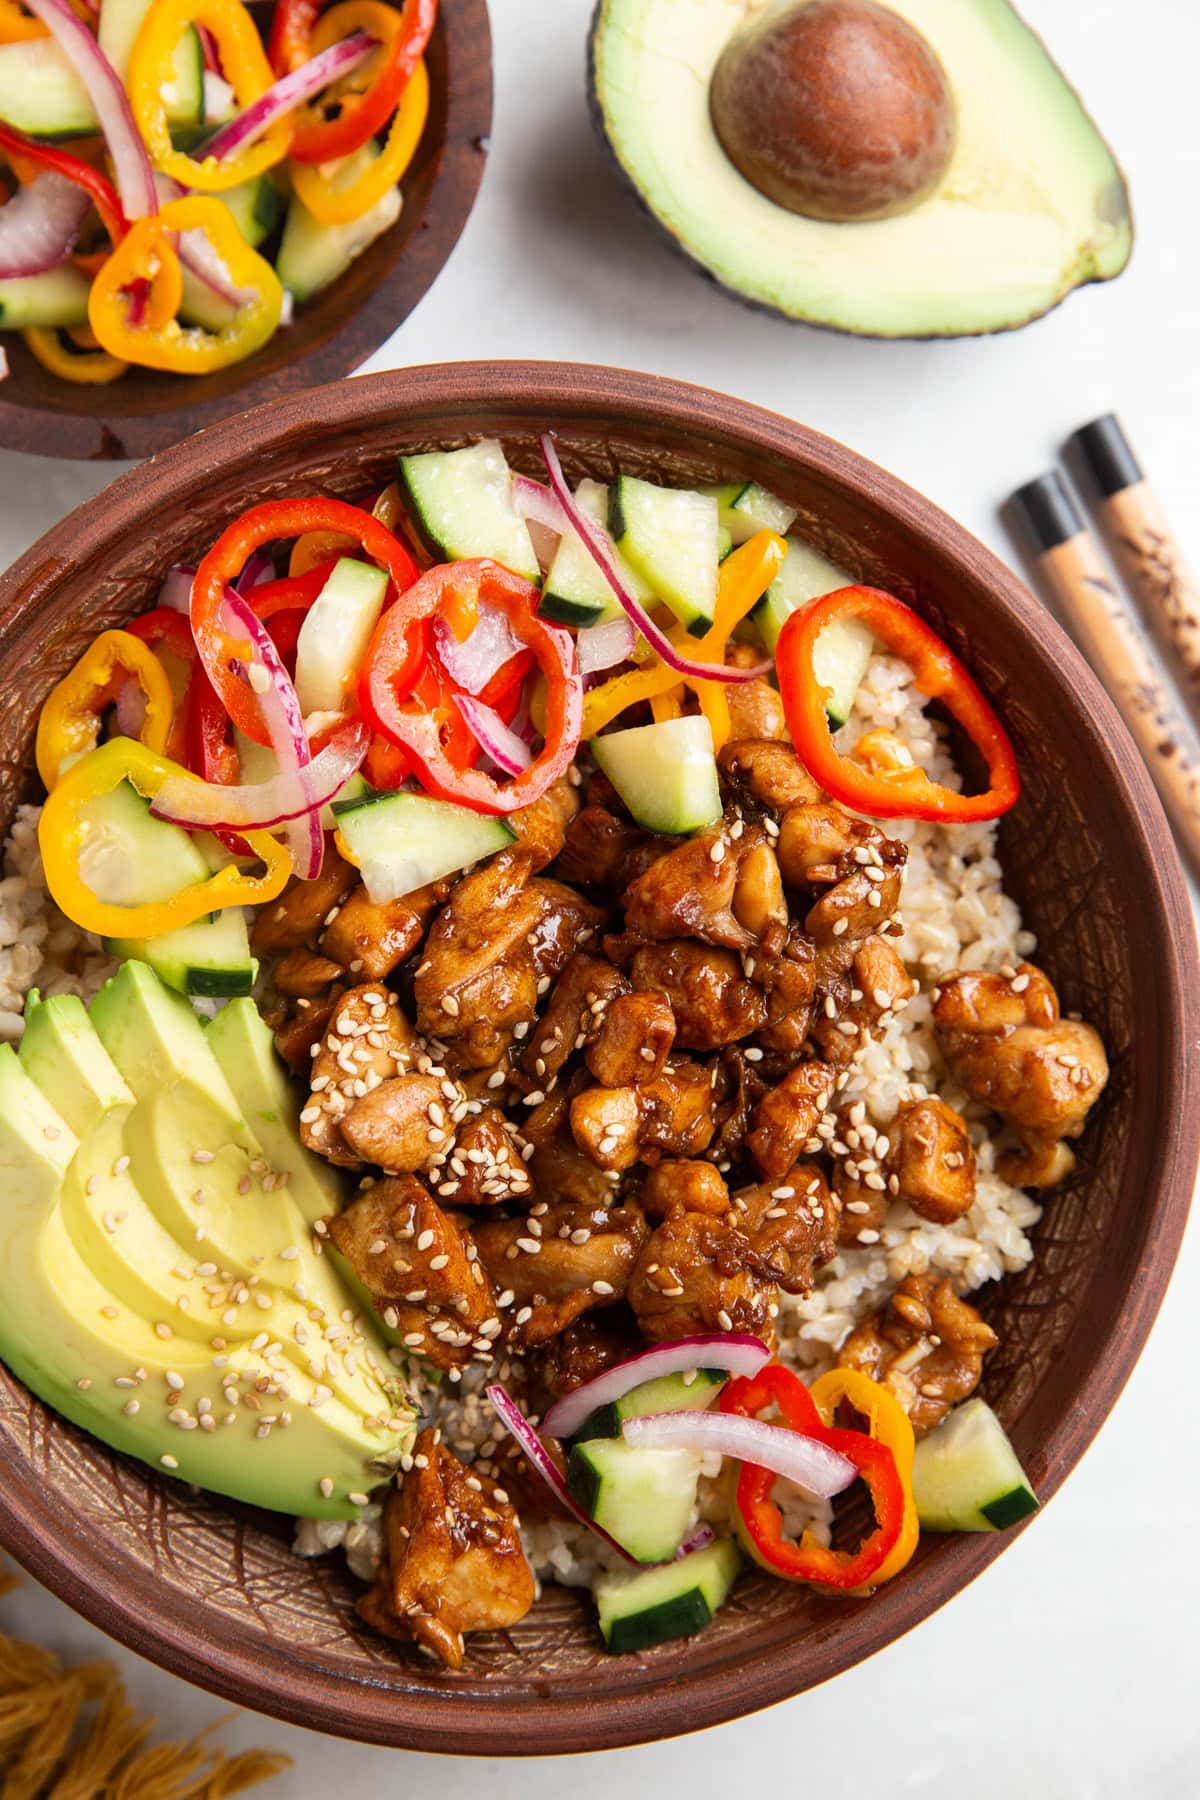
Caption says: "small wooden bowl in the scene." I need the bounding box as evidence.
[0,3,491,462]
[0,363,1195,1752]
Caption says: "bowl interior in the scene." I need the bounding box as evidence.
[0,364,1194,1753]
[0,2,491,462]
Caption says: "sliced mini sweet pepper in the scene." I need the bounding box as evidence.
[36,629,175,792]
[290,52,429,224]
[810,1368,919,1585]
[266,0,320,72]
[776,586,1021,823]
[21,325,128,385]
[38,738,292,938]
[126,607,202,763]
[191,498,420,747]
[581,530,785,746]
[288,0,436,164]
[129,0,290,190]
[0,122,128,244]
[721,1361,906,1592]
[360,557,580,814]
[88,198,283,374]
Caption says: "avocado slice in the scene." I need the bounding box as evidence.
[589,0,1133,336]
[19,990,133,1137]
[1,972,416,1517]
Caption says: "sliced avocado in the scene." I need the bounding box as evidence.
[19,991,133,1137]
[207,998,346,1229]
[89,960,244,1117]
[0,973,417,1517]
[589,0,1133,337]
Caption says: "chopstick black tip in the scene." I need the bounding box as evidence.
[1009,471,1083,554]
[1069,414,1143,498]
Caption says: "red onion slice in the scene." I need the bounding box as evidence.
[204,32,377,162]
[622,1411,857,1500]
[432,604,523,696]
[0,169,91,280]
[576,615,636,676]
[453,695,531,777]
[115,676,148,740]
[221,586,323,879]
[152,718,367,832]
[511,474,567,536]
[237,548,276,592]
[539,434,769,686]
[158,564,195,613]
[0,346,8,382]
[542,1334,771,1442]
[22,0,157,220]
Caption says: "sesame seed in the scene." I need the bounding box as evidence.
[192,1150,214,1165]
[112,1154,130,1175]
[709,840,726,865]
[442,995,460,1016]
[416,1229,436,1252]
[160,1454,179,1470]
[832,918,849,936]
[76,1377,92,1391]
[592,1280,615,1296]
[515,1307,533,1325]
[165,1371,184,1392]
[154,1322,172,1340]
[771,1185,795,1199]
[744,1047,763,1062]
[429,1254,450,1271]
[717,1309,734,1331]
[497,1289,515,1307]
[122,1399,139,1416]
[523,1090,546,1107]
[348,1492,370,1507]
[403,1331,425,1348]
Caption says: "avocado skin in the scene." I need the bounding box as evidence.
[586,0,1134,340]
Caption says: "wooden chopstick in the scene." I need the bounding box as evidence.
[1009,470,1200,874]
[1069,413,1200,702]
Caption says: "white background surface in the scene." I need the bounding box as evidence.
[2,1,1199,1794]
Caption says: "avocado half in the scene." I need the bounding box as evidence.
[588,0,1133,338]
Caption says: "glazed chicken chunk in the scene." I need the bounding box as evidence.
[302,985,420,1167]
[326,1176,498,1370]
[630,940,765,1050]
[628,1163,836,1343]
[570,1057,717,1171]
[473,1198,648,1348]
[250,845,358,955]
[746,1059,838,1179]
[717,738,821,813]
[890,1096,977,1224]
[320,880,442,982]
[933,963,1109,1187]
[358,1430,534,1669]
[838,1273,998,1436]
[622,818,772,952]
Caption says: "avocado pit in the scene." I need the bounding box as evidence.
[710,0,958,223]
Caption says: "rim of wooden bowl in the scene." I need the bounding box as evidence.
[0,362,1195,1753]
[0,2,492,462]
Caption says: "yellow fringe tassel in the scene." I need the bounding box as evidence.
[0,1563,291,1799]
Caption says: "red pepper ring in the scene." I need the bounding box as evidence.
[191,498,420,749]
[776,586,1021,824]
[266,0,321,74]
[720,1362,905,1591]
[126,606,199,764]
[360,557,582,816]
[0,120,128,246]
[287,0,437,164]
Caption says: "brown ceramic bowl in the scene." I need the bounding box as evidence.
[0,4,491,462]
[0,363,1195,1752]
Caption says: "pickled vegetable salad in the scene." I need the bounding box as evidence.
[0,0,434,384]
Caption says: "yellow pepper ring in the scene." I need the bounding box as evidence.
[580,529,785,745]
[22,325,129,386]
[810,1367,920,1586]
[89,198,284,376]
[290,56,429,227]
[38,738,293,939]
[129,0,289,191]
[289,528,359,576]
[310,0,401,85]
[36,630,175,793]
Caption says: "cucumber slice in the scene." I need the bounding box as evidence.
[105,908,256,1000]
[539,479,647,628]
[178,265,238,334]
[229,730,369,832]
[570,1368,727,1443]
[77,779,211,909]
[591,715,721,836]
[704,481,798,546]
[594,1539,741,1654]
[609,477,720,636]
[567,1437,701,1564]
[912,1398,1039,1533]
[752,538,872,727]
[398,439,540,582]
[219,174,284,250]
[98,0,202,125]
[0,266,90,330]
[0,39,95,138]
[276,149,401,304]
[294,558,389,716]
[333,789,517,905]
